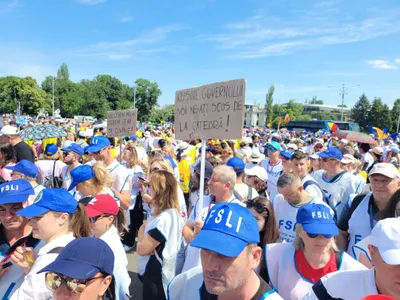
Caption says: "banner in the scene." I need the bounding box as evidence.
[106,109,137,138]
[174,79,246,140]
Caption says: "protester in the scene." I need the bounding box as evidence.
[227,156,257,201]
[260,141,283,200]
[87,136,131,209]
[60,143,83,198]
[38,237,116,300]
[313,147,362,218]
[10,189,91,299]
[266,203,365,299]
[84,194,130,299]
[280,149,294,173]
[188,160,212,216]
[244,148,265,169]
[309,153,321,176]
[168,203,283,299]
[35,144,65,186]
[358,143,374,171]
[129,135,148,168]
[273,173,331,242]
[137,170,182,300]
[61,132,75,149]
[0,143,16,181]
[0,180,42,298]
[338,163,400,255]
[291,151,324,202]
[245,166,269,198]
[2,126,35,163]
[304,218,400,299]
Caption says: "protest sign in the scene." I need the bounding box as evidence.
[175,79,246,140]
[107,109,137,138]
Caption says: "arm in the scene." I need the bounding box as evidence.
[112,188,130,209]
[182,221,196,244]
[137,227,163,256]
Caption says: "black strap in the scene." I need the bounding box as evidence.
[312,280,344,300]
[348,194,368,217]
[247,185,253,200]
[328,171,346,183]
[232,189,243,201]
[48,247,64,254]
[52,160,57,179]
[335,251,342,267]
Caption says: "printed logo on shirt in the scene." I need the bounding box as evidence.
[0,184,19,193]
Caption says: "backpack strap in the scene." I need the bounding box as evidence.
[52,160,57,179]
[247,185,253,200]
[328,171,347,183]
[232,189,243,201]
[303,180,321,191]
[48,247,64,254]
[348,194,368,217]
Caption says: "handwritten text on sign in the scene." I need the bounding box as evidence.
[174,79,245,140]
[107,109,137,138]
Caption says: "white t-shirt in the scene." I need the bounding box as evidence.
[60,164,82,199]
[272,194,332,242]
[35,160,66,185]
[362,152,374,171]
[106,160,131,193]
[260,158,283,201]
[234,183,258,201]
[301,174,323,202]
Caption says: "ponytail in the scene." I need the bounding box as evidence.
[70,203,92,238]
[113,207,128,237]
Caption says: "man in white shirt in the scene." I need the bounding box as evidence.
[260,141,283,200]
[226,156,258,201]
[86,136,131,209]
[304,218,400,300]
[60,143,83,199]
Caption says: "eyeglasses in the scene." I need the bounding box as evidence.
[267,147,278,153]
[306,232,334,239]
[246,200,269,214]
[45,272,104,294]
[280,156,291,161]
[89,215,106,223]
[63,152,71,157]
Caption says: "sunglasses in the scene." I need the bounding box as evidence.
[306,233,334,239]
[63,152,71,156]
[280,156,291,161]
[45,272,104,294]
[150,167,160,173]
[89,215,106,223]
[246,200,269,214]
[267,147,278,153]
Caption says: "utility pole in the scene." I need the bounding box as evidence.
[52,77,56,117]
[329,84,360,121]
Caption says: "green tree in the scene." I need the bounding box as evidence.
[391,98,400,132]
[57,63,70,80]
[265,84,275,124]
[309,96,324,104]
[134,78,162,121]
[351,93,371,130]
[369,97,392,130]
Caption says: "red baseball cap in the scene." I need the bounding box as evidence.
[85,194,119,217]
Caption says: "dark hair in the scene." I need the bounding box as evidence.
[291,150,307,161]
[0,143,16,166]
[103,275,116,300]
[377,189,400,220]
[70,203,92,238]
[190,171,210,194]
[211,144,223,155]
[359,143,371,153]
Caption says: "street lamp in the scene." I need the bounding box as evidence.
[52,76,56,117]
[328,84,360,121]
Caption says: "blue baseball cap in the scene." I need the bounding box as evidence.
[226,157,245,174]
[86,136,111,153]
[280,149,294,160]
[17,189,78,217]
[0,179,34,204]
[38,237,114,280]
[267,141,283,151]
[5,160,39,178]
[68,165,95,191]
[129,135,138,141]
[296,203,338,236]
[191,203,259,257]
[318,147,342,160]
[45,144,58,156]
[61,143,84,156]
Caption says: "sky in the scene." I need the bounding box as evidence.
[1,0,400,108]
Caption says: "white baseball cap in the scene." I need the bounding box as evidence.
[0,125,19,136]
[249,149,265,163]
[287,143,298,150]
[368,163,400,179]
[340,139,348,145]
[370,146,384,155]
[340,154,355,165]
[370,218,400,265]
[309,153,320,160]
[245,166,268,182]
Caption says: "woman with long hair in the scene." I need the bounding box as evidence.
[0,143,16,181]
[246,196,280,280]
[11,189,91,299]
[137,170,182,300]
[84,194,131,299]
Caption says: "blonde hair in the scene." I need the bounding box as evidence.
[149,157,174,174]
[149,170,180,216]
[162,144,175,157]
[80,162,112,194]
[293,224,339,252]
[52,203,91,238]
[123,144,139,168]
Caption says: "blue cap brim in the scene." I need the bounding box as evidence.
[17,204,50,217]
[4,166,16,171]
[318,152,329,158]
[0,193,34,204]
[302,223,339,236]
[68,182,78,192]
[38,258,101,280]
[191,229,249,257]
[86,145,102,153]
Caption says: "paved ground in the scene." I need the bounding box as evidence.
[127,249,143,300]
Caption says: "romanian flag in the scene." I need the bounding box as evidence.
[284,114,290,122]
[268,120,273,127]
[280,113,289,124]
[368,126,388,139]
[327,122,339,131]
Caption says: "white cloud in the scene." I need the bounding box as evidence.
[0,0,22,12]
[75,0,107,5]
[368,60,398,69]
[120,16,134,23]
[396,58,400,63]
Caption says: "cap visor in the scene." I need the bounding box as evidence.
[61,147,71,151]
[4,166,16,171]
[379,249,400,265]
[0,193,34,205]
[68,182,78,192]
[318,152,329,158]
[87,145,102,153]
[85,206,105,218]
[17,204,49,217]
[191,229,249,257]
[38,259,101,280]
[302,223,339,236]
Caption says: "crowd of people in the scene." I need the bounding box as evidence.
[0,116,400,300]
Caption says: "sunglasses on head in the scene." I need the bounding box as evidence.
[306,233,333,239]
[246,200,269,214]
[150,167,161,173]
[45,272,105,294]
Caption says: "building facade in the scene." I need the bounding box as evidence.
[244,103,267,127]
